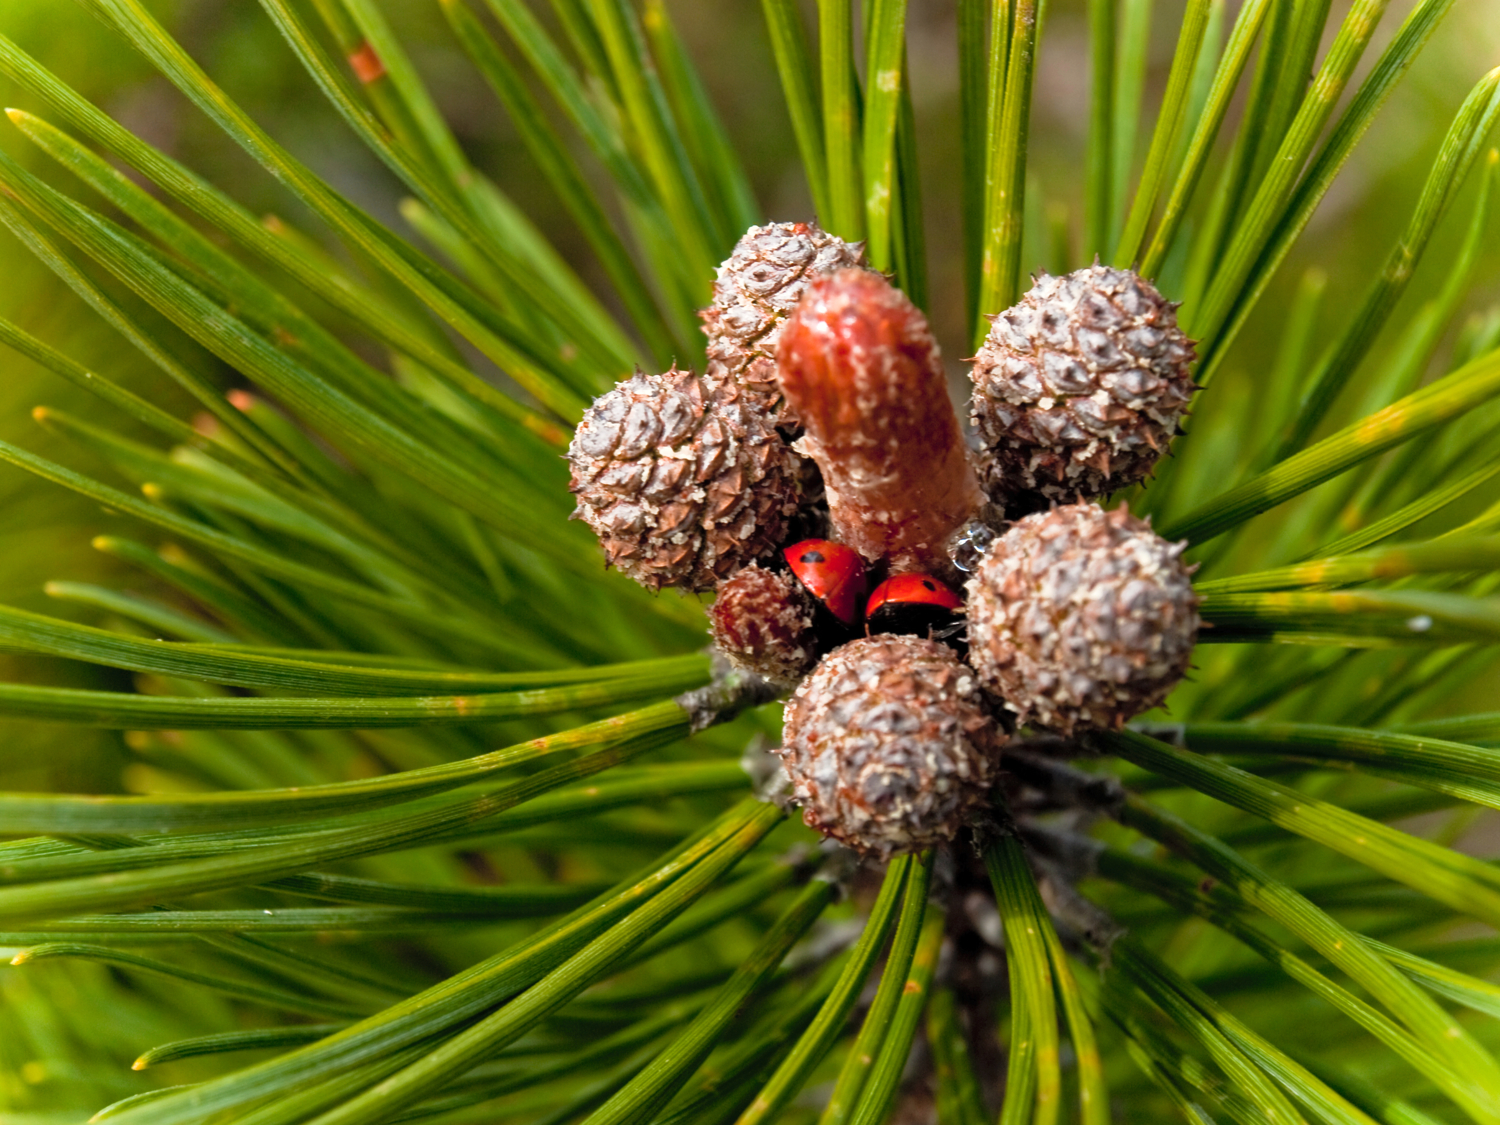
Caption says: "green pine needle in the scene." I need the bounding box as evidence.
[1,1,1500,1122]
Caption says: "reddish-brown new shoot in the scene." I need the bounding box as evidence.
[777,270,981,572]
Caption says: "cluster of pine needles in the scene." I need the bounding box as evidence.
[1,0,1500,1122]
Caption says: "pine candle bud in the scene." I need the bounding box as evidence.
[568,366,801,592]
[777,270,983,572]
[779,634,1003,858]
[707,563,819,689]
[701,221,869,425]
[970,265,1196,505]
[966,502,1198,734]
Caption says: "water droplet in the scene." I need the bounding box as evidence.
[947,518,1000,573]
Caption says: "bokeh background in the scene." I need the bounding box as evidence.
[0,0,1497,777]
[0,1,1499,1117]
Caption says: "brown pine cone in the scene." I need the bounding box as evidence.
[700,221,868,425]
[707,563,819,689]
[779,635,1003,858]
[568,367,800,592]
[966,502,1198,734]
[970,265,1197,506]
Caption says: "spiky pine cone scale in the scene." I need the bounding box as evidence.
[779,635,1003,858]
[708,563,819,688]
[568,367,800,592]
[971,266,1196,505]
[966,502,1198,734]
[700,221,868,425]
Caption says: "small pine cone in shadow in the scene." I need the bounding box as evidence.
[568,367,800,592]
[779,635,1003,858]
[708,563,819,689]
[970,265,1196,507]
[966,502,1198,734]
[700,221,869,425]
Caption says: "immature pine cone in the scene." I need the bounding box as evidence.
[700,221,868,424]
[569,367,800,592]
[708,563,819,689]
[779,635,1003,858]
[966,502,1198,735]
[970,265,1196,506]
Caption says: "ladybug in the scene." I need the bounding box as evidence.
[783,539,867,628]
[865,574,965,645]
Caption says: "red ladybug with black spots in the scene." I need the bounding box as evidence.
[783,539,867,642]
[865,573,966,652]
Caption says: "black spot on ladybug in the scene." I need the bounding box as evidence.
[800,550,825,565]
[921,579,936,591]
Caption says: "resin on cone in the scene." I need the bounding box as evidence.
[568,367,800,592]
[966,502,1198,734]
[777,270,983,573]
[707,563,820,689]
[970,265,1196,505]
[700,221,869,425]
[779,634,1002,857]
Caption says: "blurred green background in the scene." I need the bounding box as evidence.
[0,2,1497,1117]
[0,0,1498,788]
